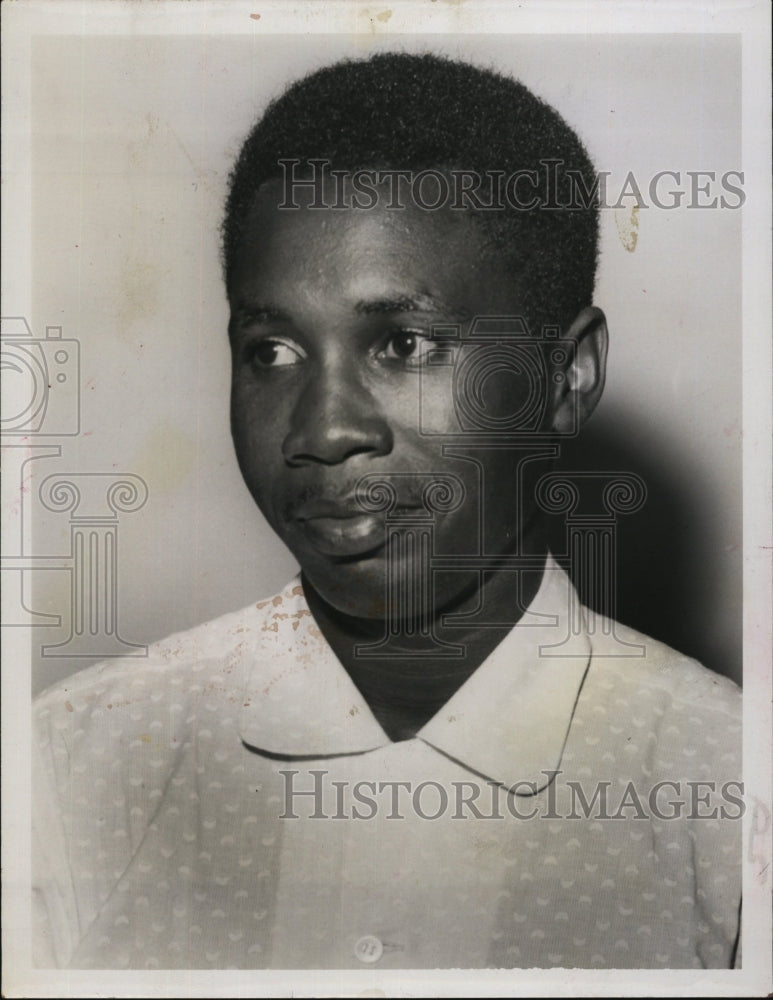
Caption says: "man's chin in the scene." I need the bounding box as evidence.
[299,554,481,626]
[300,551,394,621]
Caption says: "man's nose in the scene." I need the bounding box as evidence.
[282,364,393,467]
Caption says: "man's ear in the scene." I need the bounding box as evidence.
[549,306,608,435]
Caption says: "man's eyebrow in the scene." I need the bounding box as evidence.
[353,293,466,317]
[232,293,469,324]
[233,302,290,324]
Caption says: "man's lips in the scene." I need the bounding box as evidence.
[291,497,423,558]
[295,512,386,557]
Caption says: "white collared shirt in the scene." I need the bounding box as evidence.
[33,560,742,969]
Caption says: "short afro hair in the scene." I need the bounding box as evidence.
[222,51,599,333]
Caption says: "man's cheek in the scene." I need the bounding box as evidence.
[413,369,464,437]
[231,423,277,500]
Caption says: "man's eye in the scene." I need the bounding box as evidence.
[381,330,437,366]
[247,339,305,369]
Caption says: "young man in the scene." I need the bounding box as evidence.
[33,52,741,970]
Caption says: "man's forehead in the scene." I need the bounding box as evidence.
[226,173,541,328]
[232,181,491,291]
[245,171,477,224]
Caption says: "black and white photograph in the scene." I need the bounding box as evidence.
[2,1,771,996]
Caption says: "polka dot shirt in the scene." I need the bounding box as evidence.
[33,561,742,969]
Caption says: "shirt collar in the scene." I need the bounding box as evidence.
[239,557,590,792]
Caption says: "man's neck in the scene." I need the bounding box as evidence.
[303,544,548,742]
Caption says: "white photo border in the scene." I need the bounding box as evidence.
[2,1,770,996]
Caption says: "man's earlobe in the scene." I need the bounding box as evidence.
[550,306,608,435]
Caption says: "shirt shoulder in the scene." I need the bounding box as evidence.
[586,615,741,722]
[33,577,304,739]
[577,615,742,797]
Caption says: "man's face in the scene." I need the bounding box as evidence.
[228,180,560,619]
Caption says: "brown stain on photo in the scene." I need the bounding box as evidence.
[117,254,165,329]
[615,204,640,253]
[130,421,196,494]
